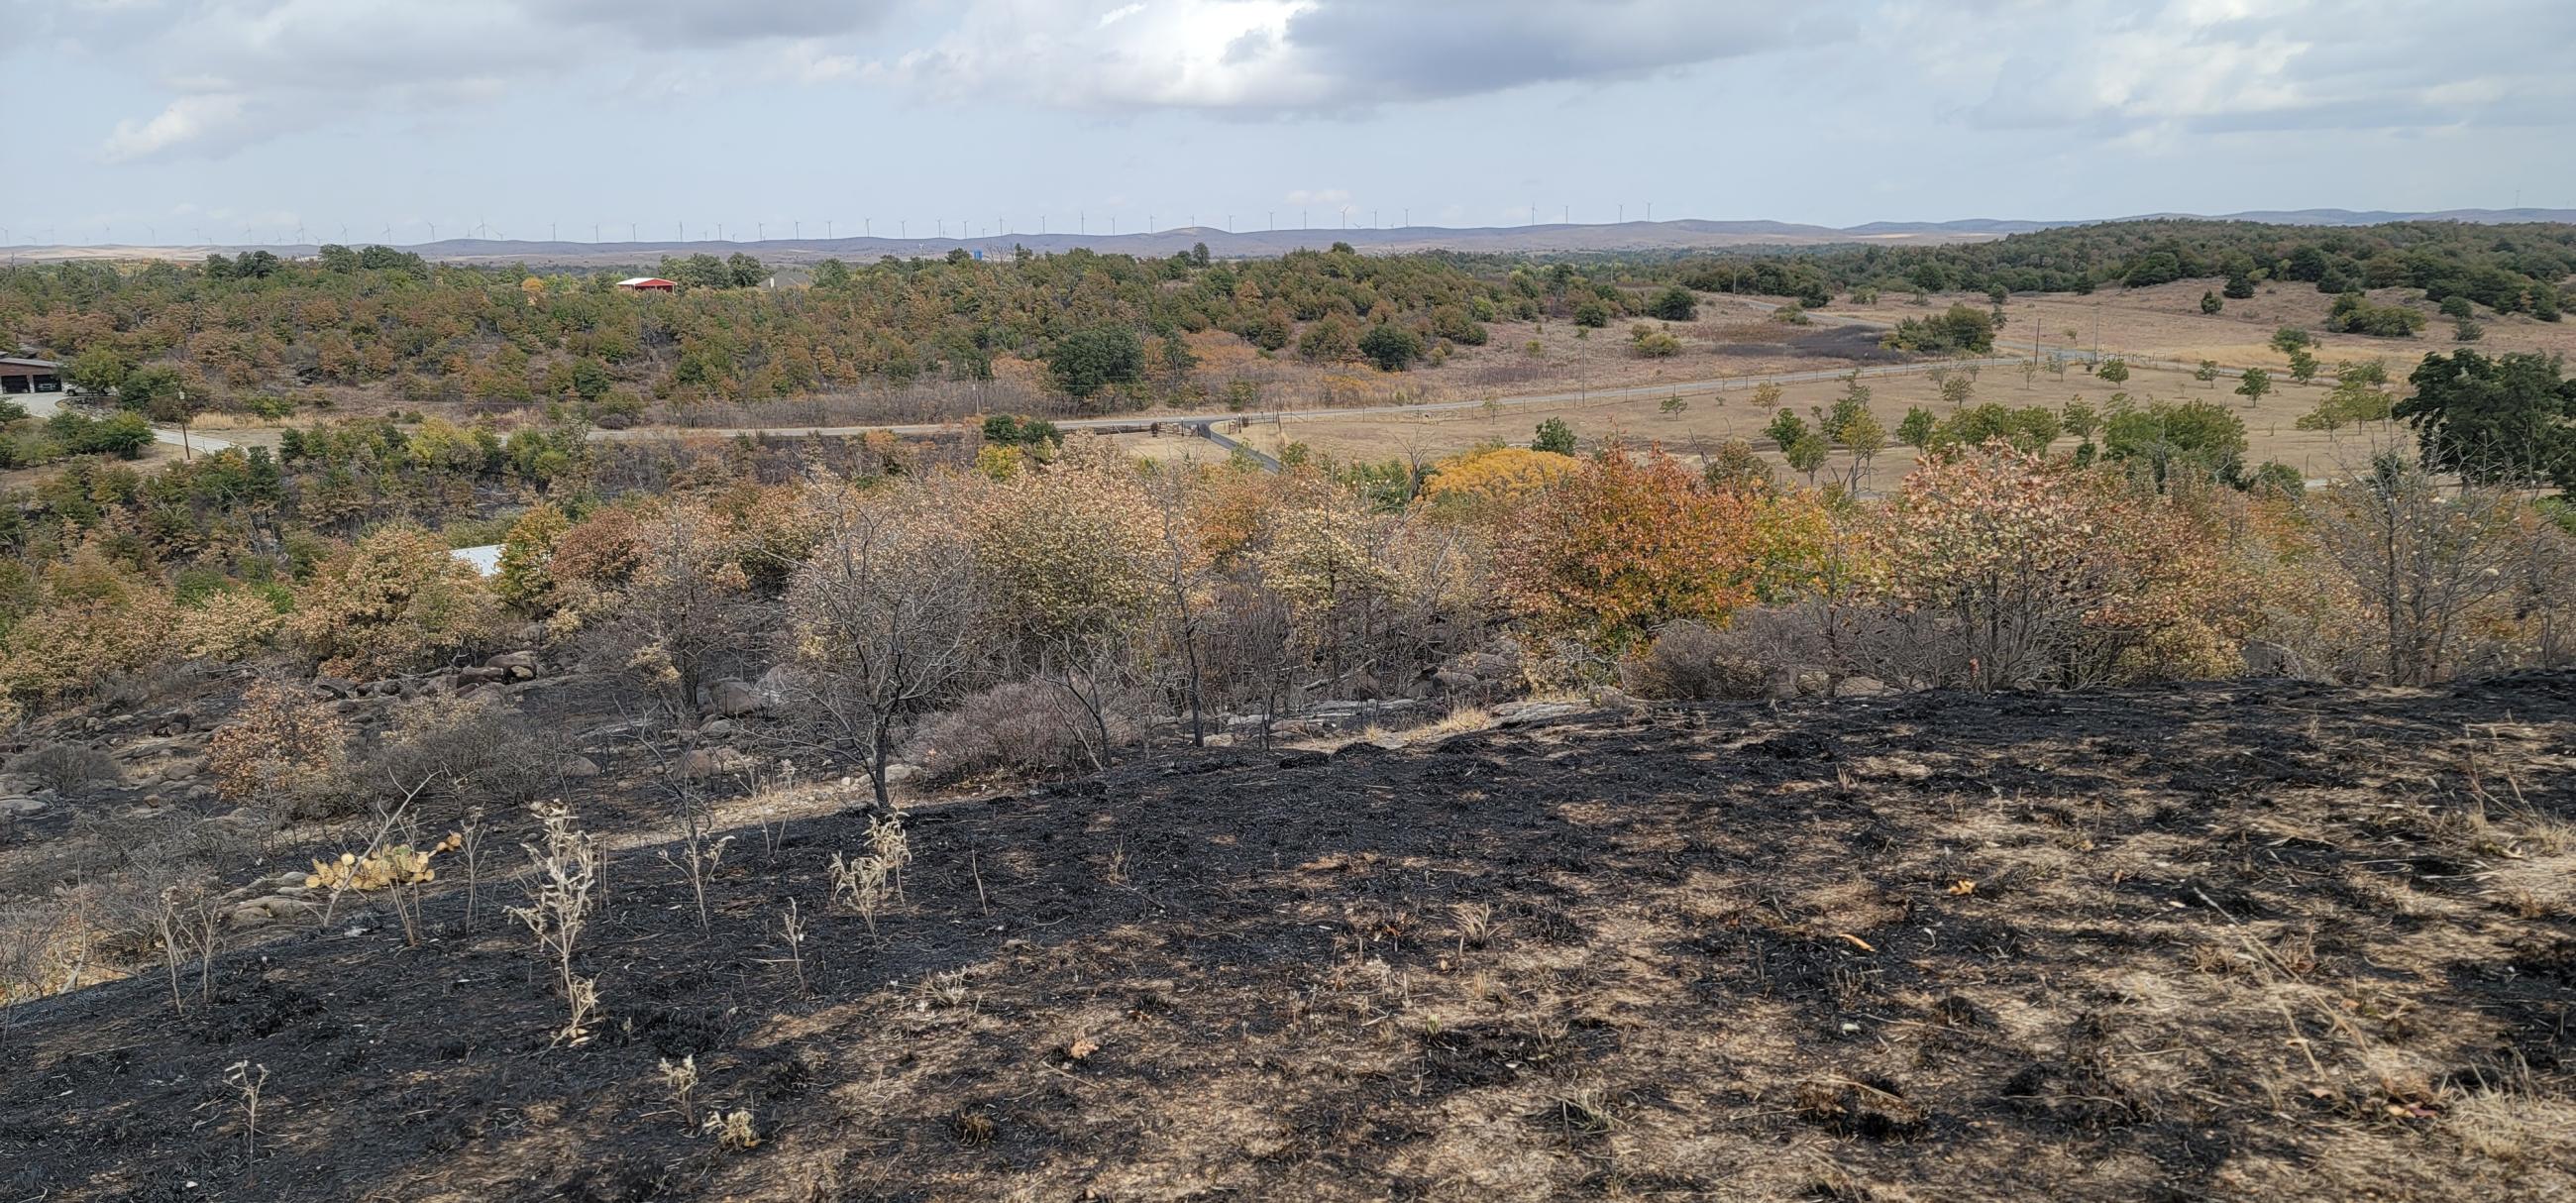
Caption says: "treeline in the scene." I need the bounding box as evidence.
[1634,220,2576,314]
[0,242,1527,417]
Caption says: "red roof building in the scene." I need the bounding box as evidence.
[615,277,677,292]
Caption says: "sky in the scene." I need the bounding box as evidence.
[3,0,2573,248]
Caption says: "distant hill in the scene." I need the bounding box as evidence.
[12,208,2574,267]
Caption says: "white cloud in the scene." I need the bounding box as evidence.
[104,93,249,162]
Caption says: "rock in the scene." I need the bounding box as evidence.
[698,718,738,738]
[559,755,601,778]
[313,676,360,700]
[699,678,766,717]
[678,747,756,779]
[1492,701,1583,726]
[1832,676,1890,698]
[368,679,403,697]
[2242,640,2297,678]
[0,796,45,818]
[1432,669,1479,694]
[227,895,316,930]
[486,650,540,672]
[755,663,800,706]
[882,763,920,786]
[456,666,509,686]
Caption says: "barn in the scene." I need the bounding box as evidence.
[0,357,61,395]
[615,277,677,292]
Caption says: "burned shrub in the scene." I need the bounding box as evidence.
[903,680,1137,786]
[9,742,121,795]
[1617,621,1771,701]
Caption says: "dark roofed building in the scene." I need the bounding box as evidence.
[0,357,61,394]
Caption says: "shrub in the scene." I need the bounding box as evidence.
[9,742,120,794]
[288,524,505,678]
[205,680,351,812]
[1618,622,1771,701]
[904,680,1137,785]
[1629,325,1682,358]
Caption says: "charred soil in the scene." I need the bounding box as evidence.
[5,675,2574,1201]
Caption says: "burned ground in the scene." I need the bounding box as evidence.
[4,674,2573,1202]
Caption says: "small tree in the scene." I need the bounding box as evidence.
[1532,417,1577,456]
[1751,382,1784,413]
[1357,323,1425,372]
[2234,367,2273,408]
[783,488,986,810]
[2196,359,2220,388]
[2095,358,2129,384]
[2200,290,2222,314]
[1896,406,1937,450]
[2287,347,2318,383]
[1648,285,1697,322]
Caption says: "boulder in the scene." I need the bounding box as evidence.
[486,650,540,672]
[2242,640,2297,678]
[559,755,602,779]
[881,762,921,786]
[457,666,509,686]
[755,663,801,706]
[678,747,757,779]
[0,796,44,818]
[699,678,766,717]
[312,676,361,700]
[1832,676,1890,698]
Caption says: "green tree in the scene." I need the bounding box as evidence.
[1897,405,1937,450]
[2287,347,2319,383]
[2235,367,2273,408]
[1357,323,1426,372]
[1572,299,1611,328]
[1532,417,1578,456]
[2102,398,2249,485]
[2395,349,2576,488]
[1648,285,1697,322]
[1783,433,1829,484]
[2270,327,2312,355]
[2200,290,2223,314]
[2223,268,2256,299]
[2096,357,2129,384]
[1047,327,1147,402]
[2196,359,2220,387]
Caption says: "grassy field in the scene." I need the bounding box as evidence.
[1131,360,2415,489]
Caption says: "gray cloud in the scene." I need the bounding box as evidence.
[1277,1,1841,105]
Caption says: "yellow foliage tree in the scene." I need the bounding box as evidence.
[288,524,504,678]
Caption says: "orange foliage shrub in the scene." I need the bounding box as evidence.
[206,680,351,804]
[1497,451,1823,648]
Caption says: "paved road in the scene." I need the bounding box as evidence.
[18,390,239,455]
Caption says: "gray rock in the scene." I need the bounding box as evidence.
[313,676,360,700]
[677,747,756,779]
[699,678,766,717]
[755,663,800,705]
[559,755,602,779]
[1492,702,1583,726]
[1832,676,1890,698]
[457,666,508,686]
[881,762,920,786]
[2242,639,2297,678]
[0,796,45,817]
[486,650,540,672]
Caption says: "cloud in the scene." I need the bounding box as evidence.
[874,0,1841,112]
[103,93,250,162]
[42,0,902,161]
[1934,0,2576,137]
